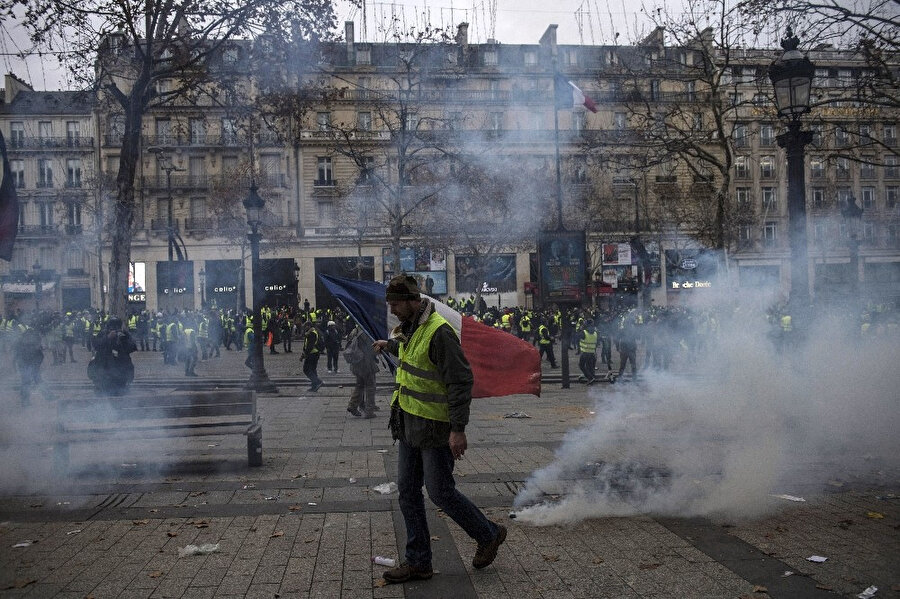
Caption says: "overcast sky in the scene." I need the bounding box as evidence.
[0,0,672,91]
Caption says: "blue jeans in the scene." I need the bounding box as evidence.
[397,437,498,567]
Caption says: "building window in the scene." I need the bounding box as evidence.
[10,159,25,188]
[863,222,875,242]
[613,112,627,130]
[10,121,24,147]
[404,113,418,131]
[887,186,899,208]
[685,81,696,101]
[762,187,777,210]
[835,125,850,147]
[735,156,749,179]
[810,157,824,179]
[190,197,206,220]
[739,224,752,244]
[760,124,775,147]
[815,68,830,87]
[760,156,775,178]
[837,187,853,208]
[729,92,743,106]
[222,46,239,65]
[38,159,53,188]
[763,221,777,246]
[812,187,825,209]
[572,112,586,134]
[649,80,660,101]
[316,157,334,185]
[861,186,875,209]
[835,157,851,179]
[39,202,54,227]
[566,48,578,66]
[317,200,334,224]
[734,123,749,147]
[316,112,331,131]
[67,202,82,226]
[190,118,206,144]
[814,222,826,243]
[222,118,238,144]
[156,118,173,144]
[356,48,370,65]
[358,156,375,184]
[810,123,824,147]
[736,187,752,208]
[38,121,52,144]
[884,123,897,146]
[859,123,872,142]
[353,111,371,132]
[572,156,587,184]
[357,76,370,100]
[752,93,767,106]
[66,158,82,188]
[860,156,876,179]
[524,51,537,66]
[489,112,502,131]
[484,49,498,66]
[885,155,899,178]
[66,121,80,145]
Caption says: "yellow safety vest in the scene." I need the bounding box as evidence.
[579,330,598,353]
[392,311,452,423]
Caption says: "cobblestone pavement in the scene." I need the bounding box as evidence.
[0,344,897,598]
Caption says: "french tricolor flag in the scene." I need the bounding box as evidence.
[555,74,599,113]
[320,274,541,398]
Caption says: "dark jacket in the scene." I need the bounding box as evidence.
[385,299,474,448]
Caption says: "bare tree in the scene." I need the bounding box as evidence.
[2,0,341,317]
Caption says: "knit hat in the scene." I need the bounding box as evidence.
[385,275,421,301]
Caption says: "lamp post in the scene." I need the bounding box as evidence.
[293,262,300,310]
[841,195,863,301]
[769,27,815,325]
[198,267,206,309]
[244,180,277,393]
[32,261,42,312]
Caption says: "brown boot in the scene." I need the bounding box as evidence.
[382,562,434,584]
[472,524,507,569]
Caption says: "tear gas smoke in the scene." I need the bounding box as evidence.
[514,289,900,525]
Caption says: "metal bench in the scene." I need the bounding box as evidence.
[54,390,262,471]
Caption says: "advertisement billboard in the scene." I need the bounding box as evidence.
[538,231,586,304]
[455,254,517,293]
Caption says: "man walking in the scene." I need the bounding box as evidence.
[577,319,598,384]
[344,326,378,418]
[373,275,506,584]
[301,321,323,392]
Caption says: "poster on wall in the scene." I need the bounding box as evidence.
[455,254,517,293]
[384,271,448,295]
[602,243,631,266]
[128,262,146,303]
[538,231,586,304]
[664,249,721,290]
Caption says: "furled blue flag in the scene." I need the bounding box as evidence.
[319,274,541,398]
[0,131,19,261]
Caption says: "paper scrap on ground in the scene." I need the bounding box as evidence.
[770,494,806,502]
[178,543,220,557]
[373,482,398,494]
[504,412,531,418]
[807,555,828,563]
[857,586,878,599]
[12,541,33,548]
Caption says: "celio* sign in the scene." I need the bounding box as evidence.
[671,281,712,289]
[162,287,187,294]
[265,284,288,292]
[214,286,237,293]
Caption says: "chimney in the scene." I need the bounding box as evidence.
[456,22,469,49]
[4,73,33,104]
[345,21,355,63]
[539,24,558,58]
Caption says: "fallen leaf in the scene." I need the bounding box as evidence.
[166,532,178,538]
[815,584,833,591]
[542,554,560,562]
[638,563,661,570]
[593,558,605,565]
[148,571,164,578]
[838,519,854,530]
[753,585,768,593]
[271,531,284,538]
[288,505,303,511]
[866,511,885,519]
[774,525,788,533]
[149,509,158,513]
[132,520,149,526]
[374,579,388,587]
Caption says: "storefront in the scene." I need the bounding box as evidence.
[204,259,243,311]
[257,258,299,308]
[314,256,374,310]
[156,260,194,312]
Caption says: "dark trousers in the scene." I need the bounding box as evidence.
[579,352,597,380]
[538,343,557,367]
[348,371,376,413]
[303,353,322,387]
[618,341,637,376]
[397,438,498,568]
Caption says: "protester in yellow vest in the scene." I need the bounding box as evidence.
[577,319,599,383]
[372,275,506,584]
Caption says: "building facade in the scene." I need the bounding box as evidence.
[2,23,897,315]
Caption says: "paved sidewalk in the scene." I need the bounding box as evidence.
[0,345,897,598]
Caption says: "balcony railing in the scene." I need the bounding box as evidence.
[18,224,58,236]
[8,136,95,150]
[65,224,83,235]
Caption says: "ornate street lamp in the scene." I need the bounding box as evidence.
[841,195,863,293]
[243,180,277,393]
[769,27,815,325]
[293,262,300,310]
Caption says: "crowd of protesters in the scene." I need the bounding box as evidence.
[1,294,896,403]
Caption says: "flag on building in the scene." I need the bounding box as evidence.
[0,131,19,261]
[555,74,599,113]
[320,274,541,398]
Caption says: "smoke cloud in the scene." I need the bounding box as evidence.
[513,289,900,525]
